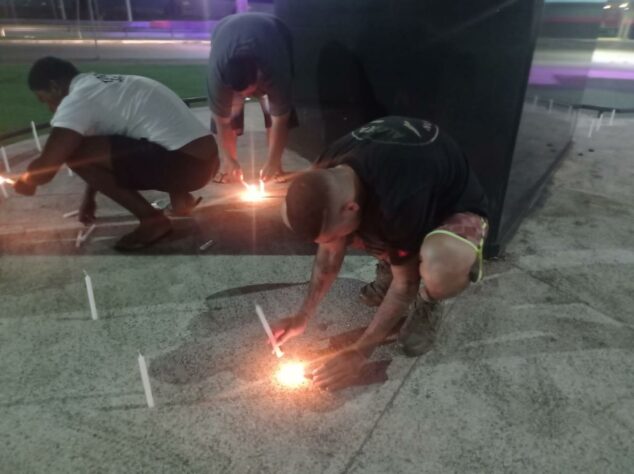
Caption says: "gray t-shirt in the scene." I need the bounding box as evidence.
[207,13,293,118]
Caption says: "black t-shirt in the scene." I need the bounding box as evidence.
[316,116,489,264]
[207,13,293,118]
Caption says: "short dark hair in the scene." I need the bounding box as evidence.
[285,171,332,241]
[224,56,257,92]
[28,57,79,91]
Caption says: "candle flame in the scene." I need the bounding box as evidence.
[275,362,307,388]
[241,180,266,202]
[0,176,15,185]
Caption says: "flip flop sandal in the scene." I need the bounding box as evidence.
[166,196,203,217]
[212,172,228,184]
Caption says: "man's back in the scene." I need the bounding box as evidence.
[52,73,208,150]
[316,116,489,258]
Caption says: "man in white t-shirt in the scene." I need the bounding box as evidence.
[13,57,219,251]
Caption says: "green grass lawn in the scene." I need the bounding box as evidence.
[0,63,208,136]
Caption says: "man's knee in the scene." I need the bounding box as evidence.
[419,233,476,301]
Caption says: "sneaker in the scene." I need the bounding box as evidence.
[398,295,442,357]
[359,260,393,307]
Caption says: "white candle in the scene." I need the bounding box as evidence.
[63,209,79,218]
[67,166,74,177]
[76,224,97,248]
[83,270,99,320]
[31,121,42,152]
[82,224,96,241]
[75,230,84,248]
[199,239,215,251]
[255,304,284,358]
[0,182,8,199]
[1,147,10,172]
[137,352,155,408]
[610,109,616,126]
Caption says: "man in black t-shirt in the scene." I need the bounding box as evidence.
[274,117,489,390]
[207,13,297,184]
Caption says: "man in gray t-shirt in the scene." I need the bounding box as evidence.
[207,12,297,184]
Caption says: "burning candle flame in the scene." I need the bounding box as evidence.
[275,362,307,388]
[0,176,15,185]
[241,179,266,202]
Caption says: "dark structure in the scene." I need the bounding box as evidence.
[275,0,603,256]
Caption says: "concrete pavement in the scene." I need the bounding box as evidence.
[0,105,633,473]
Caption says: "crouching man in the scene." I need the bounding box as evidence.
[13,56,218,251]
[275,117,489,390]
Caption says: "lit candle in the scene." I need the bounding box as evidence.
[0,182,7,199]
[255,304,284,358]
[0,176,15,185]
[83,270,99,320]
[276,361,307,388]
[137,352,155,408]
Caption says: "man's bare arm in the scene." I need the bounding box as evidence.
[23,127,83,186]
[261,112,290,180]
[212,114,237,162]
[271,238,347,345]
[298,237,347,320]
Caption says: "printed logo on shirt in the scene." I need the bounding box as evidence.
[93,73,124,84]
[351,118,439,146]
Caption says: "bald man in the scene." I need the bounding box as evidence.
[276,117,489,390]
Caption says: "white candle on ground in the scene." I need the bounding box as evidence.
[30,121,42,152]
[610,109,616,125]
[255,304,284,358]
[199,239,215,251]
[1,147,10,172]
[83,270,99,320]
[137,352,155,408]
[63,209,79,218]
[76,224,97,248]
[67,166,74,177]
[0,182,8,199]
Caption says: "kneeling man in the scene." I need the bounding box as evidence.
[277,117,489,390]
[14,56,218,250]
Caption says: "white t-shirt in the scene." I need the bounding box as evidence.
[51,73,210,150]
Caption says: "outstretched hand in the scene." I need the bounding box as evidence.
[13,175,36,196]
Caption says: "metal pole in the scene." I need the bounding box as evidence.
[76,0,83,39]
[124,0,133,22]
[87,0,99,59]
[59,0,67,20]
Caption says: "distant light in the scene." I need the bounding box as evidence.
[604,4,612,9]
[619,2,629,8]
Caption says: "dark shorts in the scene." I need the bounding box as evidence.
[209,95,299,136]
[109,135,218,192]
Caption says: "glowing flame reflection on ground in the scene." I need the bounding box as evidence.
[275,362,307,389]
